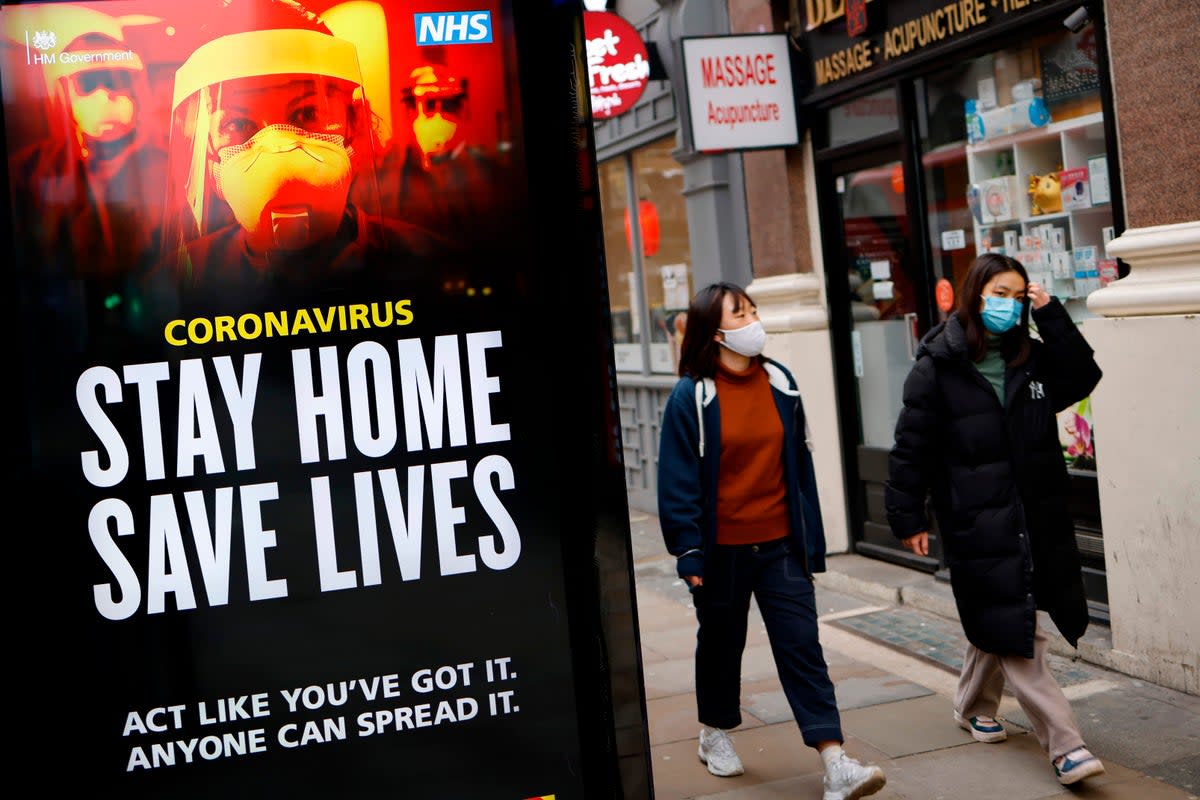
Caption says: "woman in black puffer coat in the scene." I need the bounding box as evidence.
[885,253,1105,787]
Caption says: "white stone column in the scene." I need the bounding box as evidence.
[749,272,851,556]
[1083,221,1200,695]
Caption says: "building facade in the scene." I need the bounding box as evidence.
[597,0,1198,694]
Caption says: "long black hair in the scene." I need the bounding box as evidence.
[955,252,1031,366]
[677,282,759,379]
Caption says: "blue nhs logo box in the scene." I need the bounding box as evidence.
[415,11,493,45]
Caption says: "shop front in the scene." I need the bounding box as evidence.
[793,0,1121,619]
[600,0,1196,694]
[594,0,757,513]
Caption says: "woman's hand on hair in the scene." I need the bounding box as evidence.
[1028,282,1051,309]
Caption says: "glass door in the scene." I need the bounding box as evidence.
[823,143,943,571]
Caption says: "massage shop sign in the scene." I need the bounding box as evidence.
[802,0,1069,94]
[681,33,800,152]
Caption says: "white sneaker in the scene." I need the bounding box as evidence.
[823,752,886,800]
[697,726,744,777]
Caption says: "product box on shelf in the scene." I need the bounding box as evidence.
[1073,246,1099,294]
[1087,155,1111,204]
[1030,267,1061,297]
[1059,166,1091,210]
[1102,226,1116,256]
[1050,250,1074,279]
[980,176,1020,223]
[977,95,1051,140]
[1048,227,1066,251]
[1074,268,1101,296]
[1014,250,1043,272]
[1098,259,1120,287]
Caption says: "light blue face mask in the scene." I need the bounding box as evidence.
[981,295,1024,334]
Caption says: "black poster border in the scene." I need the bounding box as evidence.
[4,0,652,796]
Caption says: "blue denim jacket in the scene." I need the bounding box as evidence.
[656,357,827,580]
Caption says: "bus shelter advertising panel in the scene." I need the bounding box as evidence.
[1,0,650,796]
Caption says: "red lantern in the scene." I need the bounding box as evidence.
[624,199,660,257]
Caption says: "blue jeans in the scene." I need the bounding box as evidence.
[693,537,843,746]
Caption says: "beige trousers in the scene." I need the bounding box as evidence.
[954,621,1085,760]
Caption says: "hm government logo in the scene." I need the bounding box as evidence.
[23,29,136,68]
[30,30,56,51]
[414,10,492,45]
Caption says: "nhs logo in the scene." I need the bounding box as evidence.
[415,11,493,45]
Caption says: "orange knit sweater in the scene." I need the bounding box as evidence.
[714,360,789,545]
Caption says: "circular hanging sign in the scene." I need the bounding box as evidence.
[584,11,650,119]
[935,278,955,312]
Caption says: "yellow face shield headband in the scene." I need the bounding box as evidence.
[172,28,362,112]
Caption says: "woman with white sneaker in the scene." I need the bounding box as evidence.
[658,283,886,800]
[885,253,1106,786]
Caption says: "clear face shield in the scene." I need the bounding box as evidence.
[163,28,379,259]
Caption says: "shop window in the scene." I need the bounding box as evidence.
[828,88,899,148]
[599,135,691,375]
[917,27,1113,473]
[598,158,637,370]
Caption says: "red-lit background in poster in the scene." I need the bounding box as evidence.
[2,0,517,282]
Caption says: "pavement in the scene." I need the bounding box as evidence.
[626,507,1200,800]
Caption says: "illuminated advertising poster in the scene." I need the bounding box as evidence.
[2,0,648,796]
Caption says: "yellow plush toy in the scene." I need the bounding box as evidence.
[1028,170,1063,215]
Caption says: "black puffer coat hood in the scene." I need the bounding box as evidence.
[886,300,1102,657]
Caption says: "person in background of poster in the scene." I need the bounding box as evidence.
[370,61,513,247]
[159,0,449,308]
[656,283,887,800]
[6,8,167,282]
[885,254,1105,787]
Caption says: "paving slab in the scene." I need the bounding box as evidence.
[689,733,902,800]
[740,642,788,684]
[648,721,824,799]
[647,691,767,747]
[833,674,935,710]
[1029,774,1200,800]
[642,656,696,700]
[628,509,1200,799]
[1148,754,1200,796]
[1005,686,1200,779]
[814,585,885,617]
[839,693,979,757]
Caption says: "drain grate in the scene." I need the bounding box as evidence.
[831,606,966,673]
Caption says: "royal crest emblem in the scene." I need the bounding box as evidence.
[31,31,57,51]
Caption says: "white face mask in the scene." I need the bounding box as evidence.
[718,320,767,357]
[214,124,353,251]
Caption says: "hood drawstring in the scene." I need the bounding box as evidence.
[693,360,803,458]
[695,378,714,456]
